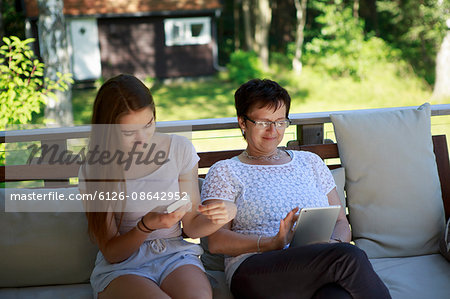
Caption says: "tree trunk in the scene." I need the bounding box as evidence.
[37,0,73,126]
[353,0,359,19]
[292,0,307,74]
[254,0,271,69]
[367,0,379,36]
[432,28,450,99]
[234,0,240,50]
[242,0,254,51]
[0,0,4,40]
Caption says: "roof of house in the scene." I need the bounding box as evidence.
[24,0,222,18]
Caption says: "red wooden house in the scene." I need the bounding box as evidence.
[23,0,222,80]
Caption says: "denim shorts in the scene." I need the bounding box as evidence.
[90,237,204,298]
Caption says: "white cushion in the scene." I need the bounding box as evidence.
[370,254,450,299]
[331,103,445,258]
[331,167,346,208]
[0,283,93,299]
[0,188,98,288]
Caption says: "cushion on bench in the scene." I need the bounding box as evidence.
[331,103,445,258]
[0,188,98,288]
[0,283,92,299]
[369,254,450,299]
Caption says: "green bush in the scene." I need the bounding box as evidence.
[226,50,264,84]
[302,0,403,80]
[0,36,73,128]
[270,51,292,70]
[0,36,73,164]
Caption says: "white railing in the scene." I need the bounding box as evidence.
[1,104,449,144]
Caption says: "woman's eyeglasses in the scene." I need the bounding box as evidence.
[244,115,291,129]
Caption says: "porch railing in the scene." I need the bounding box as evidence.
[1,104,449,186]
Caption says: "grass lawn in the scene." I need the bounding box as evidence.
[4,64,449,187]
[71,64,449,153]
[73,64,448,124]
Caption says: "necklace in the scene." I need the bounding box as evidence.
[242,149,283,160]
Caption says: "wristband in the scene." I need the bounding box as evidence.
[136,221,151,233]
[257,235,262,253]
[138,217,154,233]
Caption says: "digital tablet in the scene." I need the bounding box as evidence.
[289,205,341,247]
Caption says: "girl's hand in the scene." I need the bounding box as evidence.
[270,207,299,250]
[198,200,237,225]
[141,202,191,231]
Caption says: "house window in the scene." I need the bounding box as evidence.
[164,17,211,46]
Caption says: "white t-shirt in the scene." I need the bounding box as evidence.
[79,134,199,240]
[201,150,335,286]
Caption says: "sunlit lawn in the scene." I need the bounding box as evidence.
[5,65,449,188]
[71,64,449,153]
[73,64,448,124]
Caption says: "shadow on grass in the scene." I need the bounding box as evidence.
[72,88,98,125]
[60,76,310,125]
[150,78,237,120]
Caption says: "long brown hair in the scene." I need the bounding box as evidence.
[83,74,155,244]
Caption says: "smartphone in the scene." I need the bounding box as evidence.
[165,198,191,214]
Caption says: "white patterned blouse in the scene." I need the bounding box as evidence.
[201,150,336,286]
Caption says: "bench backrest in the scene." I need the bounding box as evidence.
[1,135,449,219]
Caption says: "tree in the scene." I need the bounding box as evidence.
[242,0,254,51]
[353,0,359,19]
[292,0,308,74]
[240,0,271,69]
[234,0,241,50]
[0,0,4,39]
[253,0,271,69]
[432,20,450,99]
[37,0,73,126]
[376,0,448,84]
[0,36,72,128]
[1,0,26,40]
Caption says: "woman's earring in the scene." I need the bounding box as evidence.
[241,129,245,135]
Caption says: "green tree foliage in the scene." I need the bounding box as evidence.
[226,50,264,83]
[0,36,73,128]
[302,0,400,79]
[1,0,26,39]
[373,0,449,84]
[221,0,448,84]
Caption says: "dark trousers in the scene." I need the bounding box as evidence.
[230,243,391,299]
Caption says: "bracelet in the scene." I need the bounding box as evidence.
[257,235,262,253]
[136,220,151,233]
[137,217,154,233]
[331,237,343,243]
[140,218,155,232]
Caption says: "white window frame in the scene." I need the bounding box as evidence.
[164,17,211,46]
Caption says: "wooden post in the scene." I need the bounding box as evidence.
[40,139,70,187]
[296,124,324,145]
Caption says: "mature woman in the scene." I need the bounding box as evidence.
[201,79,391,299]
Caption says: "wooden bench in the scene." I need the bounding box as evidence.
[1,135,449,220]
[1,105,449,299]
[198,137,450,219]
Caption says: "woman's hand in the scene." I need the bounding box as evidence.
[269,207,299,250]
[198,200,237,225]
[141,202,191,231]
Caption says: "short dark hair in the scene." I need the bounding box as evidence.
[234,79,291,118]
